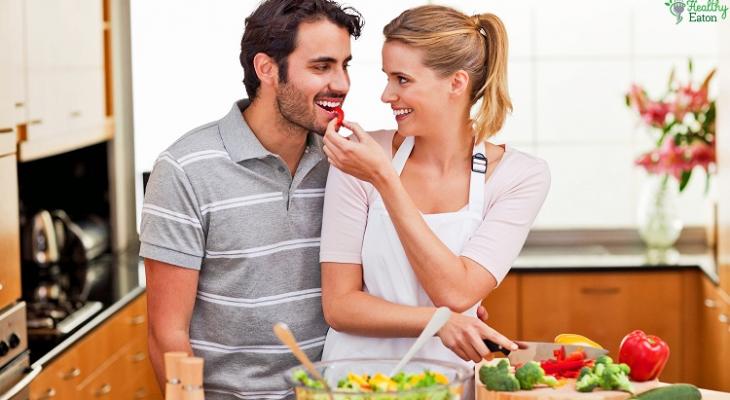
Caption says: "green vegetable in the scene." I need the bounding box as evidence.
[479,359,520,392]
[632,384,702,400]
[515,361,558,390]
[575,356,634,393]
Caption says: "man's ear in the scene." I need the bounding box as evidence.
[450,70,470,97]
[253,52,280,87]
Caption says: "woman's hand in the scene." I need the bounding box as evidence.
[437,311,518,363]
[322,118,395,186]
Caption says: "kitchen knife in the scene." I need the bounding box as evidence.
[484,339,608,365]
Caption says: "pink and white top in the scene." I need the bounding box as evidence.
[320,130,551,285]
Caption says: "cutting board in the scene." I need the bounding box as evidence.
[475,378,662,400]
[474,361,663,400]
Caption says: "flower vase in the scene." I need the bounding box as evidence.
[637,174,683,249]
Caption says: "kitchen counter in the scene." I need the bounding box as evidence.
[513,244,718,283]
[27,249,146,368]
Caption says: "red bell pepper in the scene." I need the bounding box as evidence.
[333,107,344,131]
[540,346,594,379]
[618,330,670,381]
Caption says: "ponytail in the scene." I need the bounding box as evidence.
[471,13,512,143]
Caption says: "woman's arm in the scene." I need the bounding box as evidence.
[322,121,494,312]
[321,262,517,361]
[322,120,549,312]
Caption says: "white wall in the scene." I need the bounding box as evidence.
[131,0,720,229]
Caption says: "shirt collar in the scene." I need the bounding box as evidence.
[219,99,325,163]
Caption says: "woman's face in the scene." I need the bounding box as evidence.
[380,41,454,137]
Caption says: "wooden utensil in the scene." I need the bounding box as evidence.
[273,322,333,399]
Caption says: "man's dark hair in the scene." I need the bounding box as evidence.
[240,0,364,99]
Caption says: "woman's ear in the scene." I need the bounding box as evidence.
[253,52,280,87]
[449,70,470,97]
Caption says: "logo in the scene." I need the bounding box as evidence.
[664,0,728,23]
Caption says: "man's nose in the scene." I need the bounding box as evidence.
[330,68,350,94]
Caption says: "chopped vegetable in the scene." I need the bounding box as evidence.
[619,330,671,382]
[514,361,558,390]
[540,346,594,379]
[479,359,520,392]
[293,368,450,397]
[575,355,634,393]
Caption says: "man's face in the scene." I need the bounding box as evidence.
[275,19,351,135]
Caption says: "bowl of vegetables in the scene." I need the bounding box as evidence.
[285,358,473,400]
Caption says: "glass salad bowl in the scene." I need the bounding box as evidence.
[285,358,473,400]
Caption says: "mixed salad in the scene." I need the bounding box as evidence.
[292,369,457,400]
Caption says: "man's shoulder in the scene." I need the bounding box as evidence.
[159,120,227,163]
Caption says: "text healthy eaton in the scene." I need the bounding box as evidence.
[666,0,728,23]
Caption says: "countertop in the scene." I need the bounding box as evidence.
[27,250,146,368]
[513,244,718,283]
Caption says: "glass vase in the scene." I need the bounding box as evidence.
[637,174,683,249]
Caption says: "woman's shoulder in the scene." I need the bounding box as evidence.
[497,145,551,185]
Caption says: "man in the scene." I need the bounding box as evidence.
[140,1,362,398]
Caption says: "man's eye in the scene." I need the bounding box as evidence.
[343,63,350,70]
[315,65,329,71]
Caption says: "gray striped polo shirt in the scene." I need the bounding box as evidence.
[140,99,329,400]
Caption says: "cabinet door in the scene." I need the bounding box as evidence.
[0,0,25,129]
[700,281,730,391]
[0,154,20,310]
[481,274,519,339]
[21,0,108,161]
[520,271,684,382]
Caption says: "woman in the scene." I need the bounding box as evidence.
[319,5,550,369]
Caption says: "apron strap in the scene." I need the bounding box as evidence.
[391,135,415,175]
[468,141,487,215]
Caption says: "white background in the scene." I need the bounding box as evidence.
[131,0,721,229]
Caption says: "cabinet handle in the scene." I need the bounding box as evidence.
[38,388,57,399]
[580,287,620,295]
[130,352,146,362]
[70,110,82,118]
[95,383,112,397]
[719,314,729,324]
[134,388,148,399]
[705,299,718,308]
[130,315,145,325]
[61,367,81,379]
[0,282,4,291]
[28,119,42,125]
[0,128,13,134]
[15,102,24,108]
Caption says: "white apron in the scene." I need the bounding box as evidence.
[322,135,487,372]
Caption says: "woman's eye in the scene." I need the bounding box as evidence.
[398,76,408,84]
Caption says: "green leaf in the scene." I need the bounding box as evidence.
[679,170,692,192]
[705,173,711,195]
[688,58,694,76]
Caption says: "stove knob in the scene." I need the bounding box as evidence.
[0,341,8,357]
[8,333,20,349]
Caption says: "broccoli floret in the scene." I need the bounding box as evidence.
[576,371,600,392]
[578,366,592,381]
[595,355,613,365]
[479,360,520,392]
[515,361,557,390]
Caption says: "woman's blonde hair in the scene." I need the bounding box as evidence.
[383,5,512,143]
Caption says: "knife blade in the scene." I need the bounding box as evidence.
[484,339,608,365]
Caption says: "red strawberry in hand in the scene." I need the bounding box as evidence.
[333,107,344,131]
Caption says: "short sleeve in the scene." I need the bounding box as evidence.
[139,153,206,270]
[319,164,369,264]
[460,159,551,285]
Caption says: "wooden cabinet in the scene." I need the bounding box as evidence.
[20,0,111,162]
[519,270,689,383]
[0,0,25,132]
[29,294,162,400]
[0,153,21,310]
[481,274,519,339]
[698,276,730,392]
[482,269,704,385]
